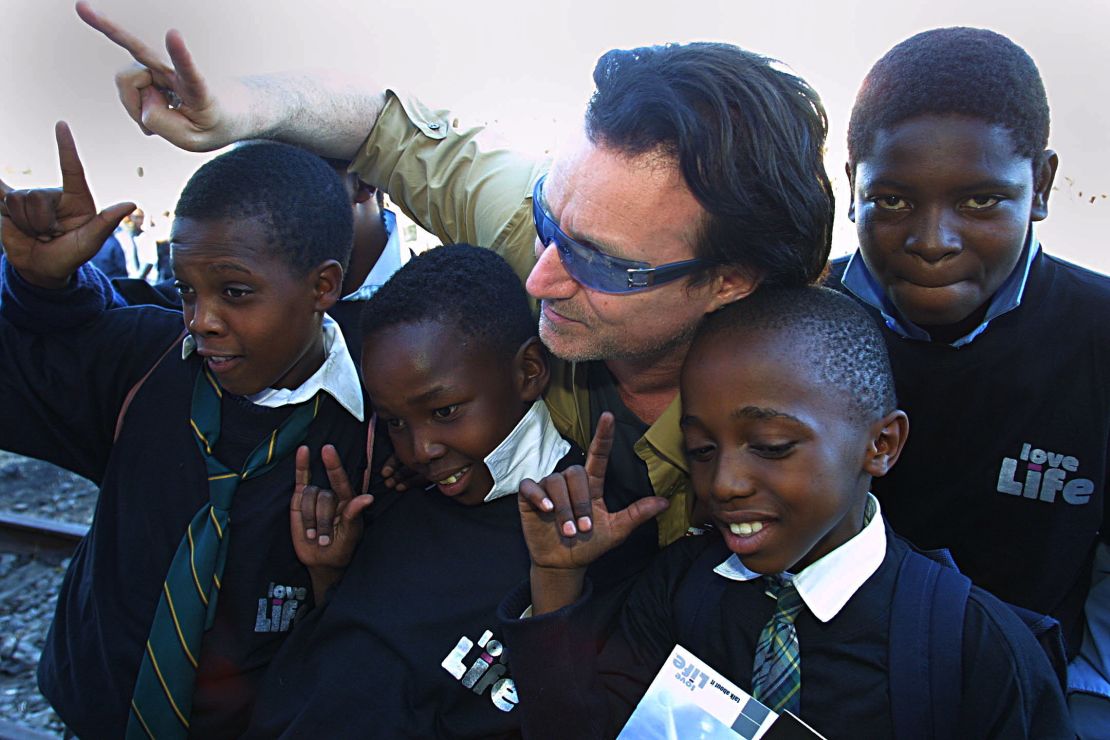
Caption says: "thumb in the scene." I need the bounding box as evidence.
[608,496,670,543]
[75,201,135,256]
[342,494,374,522]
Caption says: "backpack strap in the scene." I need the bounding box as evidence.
[889,547,970,740]
[113,329,188,442]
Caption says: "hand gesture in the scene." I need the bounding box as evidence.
[0,122,134,289]
[290,444,374,574]
[76,2,249,152]
[518,412,669,573]
[380,453,425,492]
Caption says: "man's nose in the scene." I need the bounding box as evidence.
[525,238,579,301]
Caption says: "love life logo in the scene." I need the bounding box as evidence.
[996,442,1094,505]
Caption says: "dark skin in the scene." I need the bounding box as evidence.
[518,331,908,616]
[292,329,549,600]
[848,115,1057,344]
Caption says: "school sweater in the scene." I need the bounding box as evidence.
[0,260,369,738]
[826,251,1110,652]
[246,403,654,740]
[499,527,1072,739]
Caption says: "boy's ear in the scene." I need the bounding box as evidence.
[863,409,909,478]
[310,259,345,312]
[845,162,857,223]
[513,336,550,403]
[1030,150,1059,222]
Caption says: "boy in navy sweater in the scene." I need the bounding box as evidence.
[826,28,1109,733]
[0,126,369,737]
[501,287,1071,738]
[246,245,654,738]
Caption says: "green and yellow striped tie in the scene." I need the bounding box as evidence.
[127,368,319,739]
[751,575,804,716]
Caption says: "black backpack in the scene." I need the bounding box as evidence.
[675,536,1067,739]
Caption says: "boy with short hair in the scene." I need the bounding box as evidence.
[501,287,1071,738]
[0,126,369,737]
[827,27,1109,730]
[246,244,654,738]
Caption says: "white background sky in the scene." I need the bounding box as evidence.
[3,0,1108,271]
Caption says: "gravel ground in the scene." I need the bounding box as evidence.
[0,451,98,737]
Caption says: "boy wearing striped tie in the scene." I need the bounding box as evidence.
[0,127,369,738]
[501,287,1072,738]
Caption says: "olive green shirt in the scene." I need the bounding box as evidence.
[350,91,694,546]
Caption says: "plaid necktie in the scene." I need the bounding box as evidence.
[751,575,804,716]
[127,368,319,739]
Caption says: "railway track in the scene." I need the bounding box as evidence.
[0,512,87,564]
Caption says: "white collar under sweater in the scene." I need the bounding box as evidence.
[481,400,571,503]
[181,315,365,421]
[712,494,885,623]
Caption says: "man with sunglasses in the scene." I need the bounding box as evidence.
[78,4,834,550]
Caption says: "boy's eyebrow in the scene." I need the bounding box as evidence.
[207,262,253,275]
[862,175,1025,192]
[407,384,454,405]
[733,406,801,423]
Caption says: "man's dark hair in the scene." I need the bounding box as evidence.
[361,244,537,359]
[848,27,1050,167]
[584,42,833,288]
[693,286,896,422]
[175,141,353,274]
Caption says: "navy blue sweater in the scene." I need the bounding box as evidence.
[0,260,369,738]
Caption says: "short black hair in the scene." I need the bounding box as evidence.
[692,286,896,422]
[175,141,353,275]
[360,244,537,360]
[585,42,833,288]
[848,27,1050,167]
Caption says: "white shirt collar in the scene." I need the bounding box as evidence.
[340,210,403,302]
[713,494,886,623]
[181,315,365,421]
[482,399,571,503]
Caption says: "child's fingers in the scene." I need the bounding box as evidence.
[17,189,64,237]
[54,123,90,200]
[320,444,354,503]
[538,473,579,538]
[313,489,338,546]
[564,467,594,533]
[584,412,615,484]
[294,445,310,491]
[115,63,156,134]
[299,484,320,541]
[518,478,554,513]
[0,176,12,199]
[609,496,670,544]
[342,494,374,523]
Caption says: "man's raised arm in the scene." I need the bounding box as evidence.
[76,1,385,159]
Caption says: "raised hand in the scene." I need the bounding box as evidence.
[518,413,668,613]
[0,122,134,289]
[289,444,374,582]
[76,1,249,152]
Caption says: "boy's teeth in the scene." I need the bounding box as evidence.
[729,521,764,537]
[438,466,470,485]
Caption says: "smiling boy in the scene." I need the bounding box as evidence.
[827,28,1110,732]
[0,128,368,738]
[245,246,654,738]
[500,287,1071,738]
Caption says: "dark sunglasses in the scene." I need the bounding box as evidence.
[531,174,709,294]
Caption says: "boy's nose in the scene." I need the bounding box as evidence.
[709,461,756,502]
[525,239,579,301]
[905,207,962,263]
[187,301,225,336]
[408,428,446,465]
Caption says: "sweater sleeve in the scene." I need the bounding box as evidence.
[0,256,186,483]
[500,541,701,739]
[960,588,1076,738]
